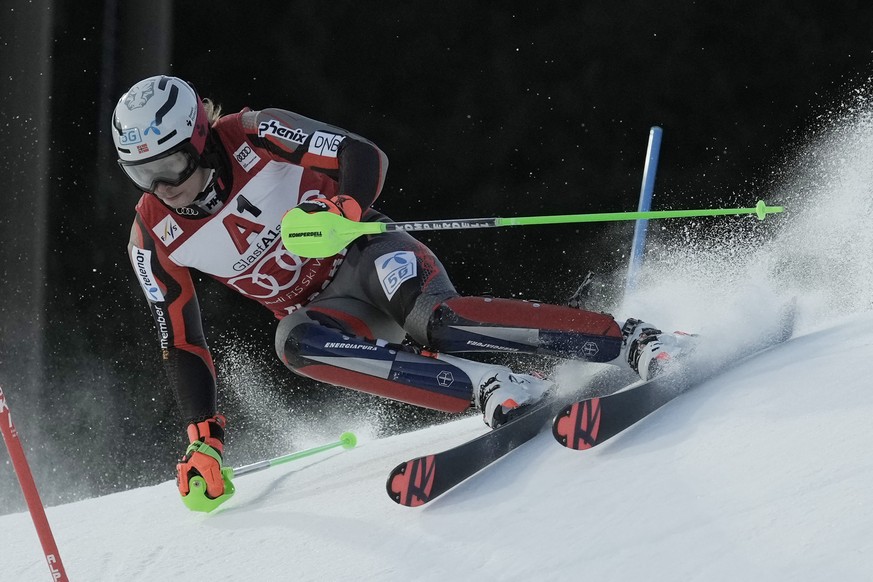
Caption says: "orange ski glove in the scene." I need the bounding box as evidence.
[176,414,227,499]
[295,194,362,221]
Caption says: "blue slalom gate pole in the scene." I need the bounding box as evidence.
[624,126,663,298]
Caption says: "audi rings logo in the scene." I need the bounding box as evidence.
[174,206,199,216]
[227,246,304,299]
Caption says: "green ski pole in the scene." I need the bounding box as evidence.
[183,432,357,513]
[281,199,784,259]
[230,431,358,477]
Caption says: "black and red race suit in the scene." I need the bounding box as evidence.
[128,108,387,422]
[130,108,627,425]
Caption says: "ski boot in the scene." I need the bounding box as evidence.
[621,318,695,381]
[473,367,556,428]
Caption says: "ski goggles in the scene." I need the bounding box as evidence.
[118,145,200,192]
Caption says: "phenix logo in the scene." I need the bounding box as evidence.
[257,120,309,145]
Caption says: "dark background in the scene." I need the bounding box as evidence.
[1,1,872,513]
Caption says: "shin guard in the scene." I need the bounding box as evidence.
[428,297,624,362]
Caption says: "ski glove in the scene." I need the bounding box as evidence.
[177,414,228,499]
[295,194,362,222]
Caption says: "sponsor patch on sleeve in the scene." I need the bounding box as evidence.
[257,120,309,144]
[308,131,345,158]
[131,245,165,302]
[375,251,417,300]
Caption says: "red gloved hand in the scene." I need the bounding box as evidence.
[295,194,362,221]
[176,414,227,499]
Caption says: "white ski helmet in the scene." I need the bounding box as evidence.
[111,75,210,192]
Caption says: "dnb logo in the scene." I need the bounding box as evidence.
[227,246,305,299]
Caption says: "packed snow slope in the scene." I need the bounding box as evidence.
[6,94,873,581]
[3,313,872,581]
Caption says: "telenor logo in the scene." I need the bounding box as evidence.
[375,251,417,301]
[131,246,165,302]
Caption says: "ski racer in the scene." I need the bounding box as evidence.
[112,75,688,506]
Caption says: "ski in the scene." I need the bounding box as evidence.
[552,302,797,451]
[386,394,576,507]
[388,301,796,504]
[552,369,698,450]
